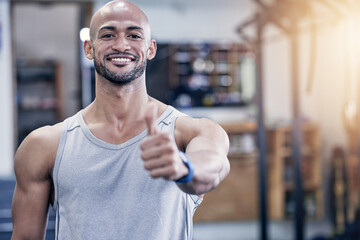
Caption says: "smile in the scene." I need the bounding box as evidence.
[105,52,138,64]
[106,55,137,66]
[112,58,132,63]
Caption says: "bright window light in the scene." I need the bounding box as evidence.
[80,27,90,42]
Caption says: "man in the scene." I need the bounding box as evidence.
[11,1,230,239]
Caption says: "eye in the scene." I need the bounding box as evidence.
[128,34,142,39]
[101,34,115,39]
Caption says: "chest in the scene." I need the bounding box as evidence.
[88,121,147,145]
[57,138,182,209]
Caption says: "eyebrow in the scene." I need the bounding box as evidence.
[98,26,116,32]
[127,26,144,32]
[98,25,144,33]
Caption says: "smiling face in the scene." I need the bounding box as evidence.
[84,0,157,85]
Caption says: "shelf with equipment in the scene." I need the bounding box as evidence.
[267,123,323,220]
[16,59,63,146]
[167,42,255,108]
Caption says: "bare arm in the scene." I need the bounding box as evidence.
[11,125,60,240]
[175,117,230,195]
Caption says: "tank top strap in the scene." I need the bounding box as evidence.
[158,106,187,134]
[52,113,78,212]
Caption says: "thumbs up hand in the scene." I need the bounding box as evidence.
[140,103,189,181]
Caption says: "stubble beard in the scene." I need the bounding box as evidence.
[93,52,147,85]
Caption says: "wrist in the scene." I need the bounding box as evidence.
[175,151,194,184]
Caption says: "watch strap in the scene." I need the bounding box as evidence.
[174,151,194,184]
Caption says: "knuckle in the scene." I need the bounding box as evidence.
[150,171,159,178]
[140,152,147,160]
[143,162,151,170]
[161,142,175,155]
[168,166,176,175]
[160,133,171,141]
[139,141,147,150]
[167,144,176,153]
[164,156,173,165]
[164,134,172,140]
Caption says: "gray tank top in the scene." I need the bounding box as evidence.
[52,106,202,240]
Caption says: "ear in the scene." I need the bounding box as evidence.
[147,40,157,60]
[84,40,94,60]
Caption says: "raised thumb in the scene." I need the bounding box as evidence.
[145,102,160,135]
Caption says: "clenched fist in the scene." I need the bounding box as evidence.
[140,103,189,181]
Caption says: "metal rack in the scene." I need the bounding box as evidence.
[235,1,360,239]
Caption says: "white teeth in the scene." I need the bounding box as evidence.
[112,58,131,62]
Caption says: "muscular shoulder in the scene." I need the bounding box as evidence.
[175,115,229,152]
[14,123,63,181]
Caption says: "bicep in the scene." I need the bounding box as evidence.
[12,181,51,239]
[11,131,54,239]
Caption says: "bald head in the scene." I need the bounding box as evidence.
[89,0,151,42]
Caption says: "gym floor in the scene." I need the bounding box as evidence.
[193,220,332,240]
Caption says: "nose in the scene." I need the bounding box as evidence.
[112,35,131,52]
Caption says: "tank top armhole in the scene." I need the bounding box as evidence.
[171,109,188,151]
[52,118,70,212]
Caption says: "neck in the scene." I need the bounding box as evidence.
[86,75,150,123]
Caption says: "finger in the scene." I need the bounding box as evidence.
[143,155,171,171]
[145,102,160,135]
[141,142,175,160]
[140,133,172,151]
[149,165,177,180]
